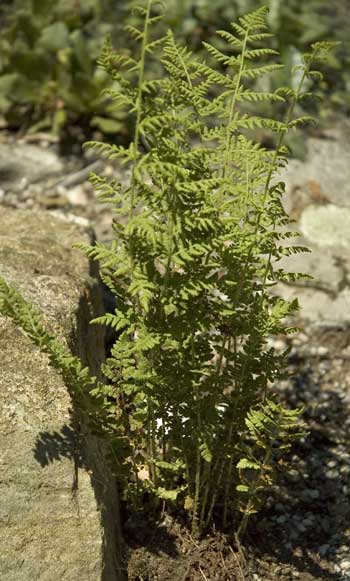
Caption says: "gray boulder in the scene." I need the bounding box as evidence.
[0,209,124,580]
[277,118,350,327]
[0,142,63,192]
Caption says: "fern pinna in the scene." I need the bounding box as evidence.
[0,0,336,535]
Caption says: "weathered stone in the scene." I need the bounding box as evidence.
[276,118,350,328]
[282,118,350,211]
[300,204,350,250]
[276,284,350,328]
[0,142,63,191]
[0,209,123,581]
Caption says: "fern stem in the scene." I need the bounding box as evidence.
[192,445,202,535]
[127,0,153,294]
[223,453,234,528]
[222,28,249,180]
[148,397,157,484]
[237,448,272,541]
[199,460,212,530]
[205,422,233,528]
[191,338,202,535]
[129,0,153,220]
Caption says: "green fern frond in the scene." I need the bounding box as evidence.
[240,63,284,80]
[239,6,269,30]
[84,141,136,163]
[216,29,243,48]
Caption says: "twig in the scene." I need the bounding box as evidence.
[232,533,254,581]
[20,132,59,144]
[230,545,247,581]
[55,160,103,188]
[289,351,350,362]
[182,563,191,581]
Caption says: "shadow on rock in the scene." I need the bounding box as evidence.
[34,422,84,468]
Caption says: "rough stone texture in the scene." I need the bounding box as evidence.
[277,118,350,328]
[300,204,350,249]
[0,142,63,191]
[0,209,123,581]
[282,118,350,211]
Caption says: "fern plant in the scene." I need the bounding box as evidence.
[0,1,336,536]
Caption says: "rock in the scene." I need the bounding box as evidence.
[275,281,350,328]
[282,118,350,211]
[274,117,350,328]
[307,489,320,499]
[341,561,350,571]
[318,544,330,556]
[286,469,300,482]
[301,518,313,527]
[0,143,63,191]
[326,469,339,479]
[62,185,89,207]
[301,205,350,250]
[0,209,123,580]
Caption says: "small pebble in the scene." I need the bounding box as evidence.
[341,561,350,571]
[287,469,300,482]
[65,185,89,206]
[326,469,338,479]
[274,339,286,351]
[301,488,319,500]
[275,502,284,512]
[318,544,330,556]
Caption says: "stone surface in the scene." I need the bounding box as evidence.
[277,118,350,327]
[0,209,123,581]
[300,205,350,249]
[0,142,63,191]
[282,118,350,211]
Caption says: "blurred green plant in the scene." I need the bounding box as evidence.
[0,0,127,137]
[0,0,348,148]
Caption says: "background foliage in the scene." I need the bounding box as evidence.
[0,0,348,146]
[0,0,125,137]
